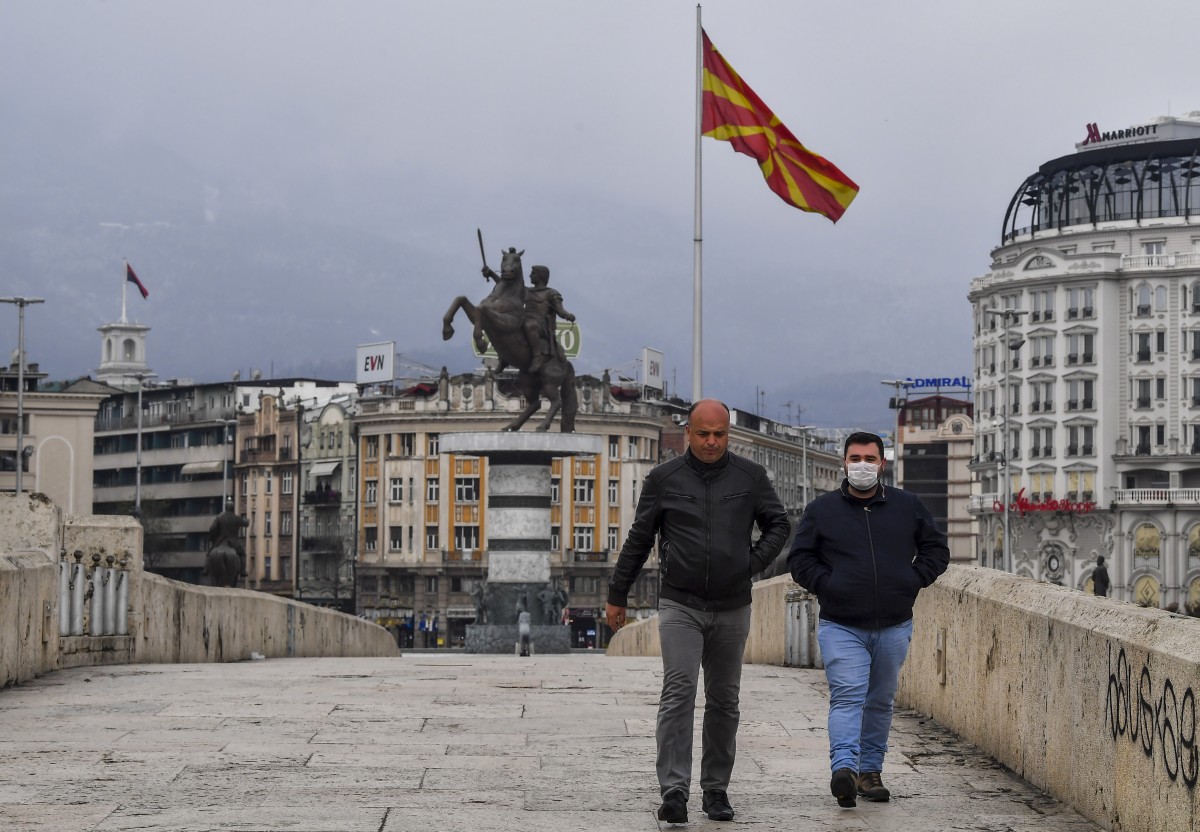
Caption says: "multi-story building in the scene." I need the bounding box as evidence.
[297,395,358,612]
[352,370,664,649]
[894,394,976,562]
[968,112,1200,610]
[92,372,355,583]
[235,393,300,597]
[0,357,109,513]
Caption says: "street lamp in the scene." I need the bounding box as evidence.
[123,372,157,515]
[982,308,1028,573]
[221,419,237,507]
[880,379,912,486]
[1,296,44,494]
[795,425,818,508]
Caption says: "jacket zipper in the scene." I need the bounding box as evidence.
[864,505,880,629]
[704,478,712,598]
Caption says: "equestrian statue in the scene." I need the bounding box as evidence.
[442,232,578,432]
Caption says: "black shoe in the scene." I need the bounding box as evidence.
[856,770,891,802]
[657,789,688,823]
[702,789,735,821]
[831,767,857,808]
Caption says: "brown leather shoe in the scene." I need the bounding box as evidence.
[856,770,891,802]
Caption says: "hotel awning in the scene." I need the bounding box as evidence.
[180,460,224,476]
[308,461,341,478]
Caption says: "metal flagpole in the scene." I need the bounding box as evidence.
[121,260,128,324]
[692,4,704,402]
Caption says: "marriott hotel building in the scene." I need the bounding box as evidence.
[968,113,1200,611]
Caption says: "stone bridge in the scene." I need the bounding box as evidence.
[2,492,1198,830]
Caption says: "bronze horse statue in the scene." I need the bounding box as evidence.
[442,247,577,432]
[205,543,241,588]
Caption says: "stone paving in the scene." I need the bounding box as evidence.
[0,654,1103,832]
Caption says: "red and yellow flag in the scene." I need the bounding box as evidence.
[701,30,859,223]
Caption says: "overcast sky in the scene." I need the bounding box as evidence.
[2,0,1197,433]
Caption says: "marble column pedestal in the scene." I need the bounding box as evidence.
[441,432,601,654]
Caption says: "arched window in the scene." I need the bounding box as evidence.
[1134,522,1161,559]
[1188,525,1200,558]
[122,338,137,361]
[1155,285,1168,311]
[1136,284,1152,316]
[1134,574,1160,607]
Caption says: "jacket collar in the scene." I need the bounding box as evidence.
[839,479,888,505]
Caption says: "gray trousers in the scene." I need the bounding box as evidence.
[655,599,752,799]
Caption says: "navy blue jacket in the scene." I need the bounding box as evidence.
[788,481,949,628]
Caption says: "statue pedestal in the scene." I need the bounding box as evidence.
[442,432,602,653]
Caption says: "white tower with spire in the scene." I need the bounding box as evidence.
[95,268,152,389]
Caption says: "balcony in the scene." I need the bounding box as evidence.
[303,489,342,505]
[1136,397,1151,409]
[444,549,482,563]
[573,550,609,563]
[1066,445,1078,456]
[1042,446,1052,457]
[301,537,344,554]
[1136,305,1152,317]
[968,493,999,512]
[1123,253,1200,270]
[1112,488,1200,506]
[1135,351,1151,363]
[1134,444,1151,455]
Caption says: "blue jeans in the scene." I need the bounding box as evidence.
[817,618,913,773]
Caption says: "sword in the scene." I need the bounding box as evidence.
[477,228,491,281]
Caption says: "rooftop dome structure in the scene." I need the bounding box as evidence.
[1002,113,1200,243]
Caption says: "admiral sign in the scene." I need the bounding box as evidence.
[905,376,972,390]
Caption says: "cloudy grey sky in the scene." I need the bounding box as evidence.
[2,0,1196,433]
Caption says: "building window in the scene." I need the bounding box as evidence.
[454,525,479,551]
[550,477,560,504]
[281,471,292,495]
[264,470,273,494]
[365,436,379,458]
[607,479,619,504]
[573,525,594,551]
[399,433,415,456]
[455,477,480,503]
[608,435,620,459]
[390,477,404,502]
[1135,283,1152,317]
[628,437,638,459]
[607,526,620,551]
[264,511,272,536]
[573,478,594,505]
[425,575,438,593]
[425,525,439,550]
[1134,378,1151,409]
[426,478,439,502]
[365,479,378,504]
[281,512,292,535]
[427,433,439,456]
[390,526,403,551]
[364,527,377,552]
[551,525,560,550]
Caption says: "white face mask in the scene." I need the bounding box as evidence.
[846,461,881,491]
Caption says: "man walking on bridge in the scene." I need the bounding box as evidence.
[606,399,790,823]
[788,431,949,808]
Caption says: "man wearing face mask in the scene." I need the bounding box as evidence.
[787,431,948,809]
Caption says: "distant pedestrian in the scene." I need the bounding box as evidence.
[607,398,790,823]
[788,431,949,808]
[1092,556,1110,597]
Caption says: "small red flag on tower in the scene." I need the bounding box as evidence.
[126,263,149,299]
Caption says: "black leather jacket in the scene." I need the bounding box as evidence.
[608,450,790,611]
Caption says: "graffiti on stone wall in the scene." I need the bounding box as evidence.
[1104,643,1198,788]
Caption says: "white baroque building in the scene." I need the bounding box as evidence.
[969,112,1200,611]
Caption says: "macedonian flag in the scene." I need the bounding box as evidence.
[701,30,859,222]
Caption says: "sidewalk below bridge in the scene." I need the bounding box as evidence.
[0,654,1103,832]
